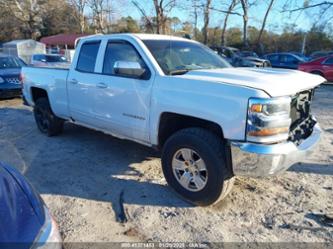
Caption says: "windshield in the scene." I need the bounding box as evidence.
[143,40,231,75]
[45,55,68,63]
[0,57,24,69]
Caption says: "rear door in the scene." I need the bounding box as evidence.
[279,54,299,69]
[67,40,101,126]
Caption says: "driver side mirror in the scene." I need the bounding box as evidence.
[113,61,146,78]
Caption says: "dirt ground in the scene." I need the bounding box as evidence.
[0,85,332,244]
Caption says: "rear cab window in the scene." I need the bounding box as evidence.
[76,41,101,73]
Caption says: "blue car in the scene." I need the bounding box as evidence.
[0,162,62,248]
[0,55,25,99]
[263,52,305,69]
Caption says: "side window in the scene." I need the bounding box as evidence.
[76,41,100,73]
[279,55,288,63]
[323,57,333,65]
[281,55,297,63]
[268,54,279,62]
[34,55,41,61]
[102,41,146,76]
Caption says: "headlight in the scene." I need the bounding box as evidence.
[0,77,4,84]
[247,97,291,143]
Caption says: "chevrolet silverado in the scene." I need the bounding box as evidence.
[22,34,325,206]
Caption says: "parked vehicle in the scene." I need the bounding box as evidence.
[0,162,62,248]
[0,55,25,98]
[299,56,333,81]
[309,51,333,60]
[22,34,324,206]
[264,52,305,69]
[31,54,70,68]
[238,50,271,67]
[239,51,259,58]
[290,52,310,61]
[211,46,270,67]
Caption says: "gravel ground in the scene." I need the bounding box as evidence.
[0,85,332,244]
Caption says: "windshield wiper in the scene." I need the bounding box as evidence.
[169,69,190,75]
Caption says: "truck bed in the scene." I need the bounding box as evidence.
[22,66,70,118]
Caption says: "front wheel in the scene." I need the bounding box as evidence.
[161,128,234,206]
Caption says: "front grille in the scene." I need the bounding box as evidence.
[5,77,20,84]
[288,89,316,145]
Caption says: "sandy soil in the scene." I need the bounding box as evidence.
[0,85,332,244]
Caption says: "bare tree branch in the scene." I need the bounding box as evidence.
[221,0,239,46]
[282,1,333,13]
[203,0,211,44]
[132,0,154,33]
[256,0,275,47]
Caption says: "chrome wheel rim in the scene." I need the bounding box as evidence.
[172,148,208,192]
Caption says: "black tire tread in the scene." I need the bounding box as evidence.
[162,127,234,206]
[34,97,64,136]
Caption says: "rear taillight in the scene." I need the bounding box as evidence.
[19,73,24,84]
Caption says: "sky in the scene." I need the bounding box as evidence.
[115,0,322,33]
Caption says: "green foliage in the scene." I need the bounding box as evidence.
[112,16,141,33]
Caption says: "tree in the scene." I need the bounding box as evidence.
[152,0,176,34]
[69,0,87,33]
[0,0,47,39]
[203,0,211,44]
[88,0,113,33]
[255,0,275,48]
[114,16,140,33]
[282,1,333,29]
[0,4,22,41]
[189,0,201,40]
[42,0,81,36]
[240,0,249,47]
[132,0,154,33]
[221,0,239,46]
[170,16,181,32]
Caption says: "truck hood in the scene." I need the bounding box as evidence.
[181,67,325,97]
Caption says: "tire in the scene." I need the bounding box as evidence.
[161,128,234,206]
[33,97,64,136]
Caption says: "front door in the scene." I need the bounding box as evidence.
[93,40,153,143]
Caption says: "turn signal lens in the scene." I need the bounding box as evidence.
[248,127,290,137]
[250,104,262,113]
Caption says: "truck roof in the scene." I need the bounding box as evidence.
[78,33,193,43]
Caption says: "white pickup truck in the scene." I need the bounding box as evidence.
[22,34,325,206]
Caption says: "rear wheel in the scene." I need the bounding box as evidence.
[161,128,234,206]
[34,97,64,136]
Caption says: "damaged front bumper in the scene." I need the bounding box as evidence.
[230,123,321,177]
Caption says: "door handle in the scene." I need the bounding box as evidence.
[96,82,108,89]
[70,78,78,84]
